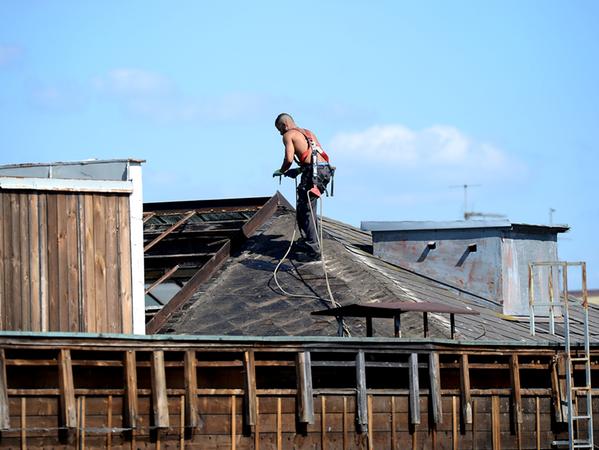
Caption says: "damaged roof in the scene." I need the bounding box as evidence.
[144,193,599,344]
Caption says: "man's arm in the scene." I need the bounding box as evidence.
[279,133,296,173]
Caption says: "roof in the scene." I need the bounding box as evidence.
[361,220,569,234]
[145,193,599,345]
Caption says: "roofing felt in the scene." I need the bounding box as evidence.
[154,193,599,345]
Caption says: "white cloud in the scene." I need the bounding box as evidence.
[93,68,172,96]
[330,124,523,181]
[29,82,88,112]
[0,45,22,66]
[93,68,268,123]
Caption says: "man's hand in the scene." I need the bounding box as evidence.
[272,169,284,177]
[284,168,301,179]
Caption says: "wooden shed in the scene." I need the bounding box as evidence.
[0,159,145,334]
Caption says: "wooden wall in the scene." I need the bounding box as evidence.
[0,190,133,333]
[0,338,597,449]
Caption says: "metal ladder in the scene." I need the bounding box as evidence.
[529,261,594,449]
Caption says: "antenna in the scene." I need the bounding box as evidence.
[549,208,556,225]
[449,183,506,220]
[449,184,480,219]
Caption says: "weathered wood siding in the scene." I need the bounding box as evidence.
[0,190,133,333]
[0,336,597,449]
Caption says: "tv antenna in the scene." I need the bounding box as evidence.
[449,184,506,220]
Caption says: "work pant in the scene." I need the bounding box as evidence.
[296,165,332,255]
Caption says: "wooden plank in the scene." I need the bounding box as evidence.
[146,240,231,334]
[19,193,29,330]
[0,349,10,429]
[409,353,420,425]
[295,351,314,424]
[429,352,442,425]
[7,192,21,330]
[144,211,196,252]
[321,395,326,450]
[276,397,282,450]
[243,350,257,427]
[106,395,112,449]
[179,394,185,450]
[184,350,199,430]
[356,350,368,432]
[509,353,523,448]
[20,396,26,450]
[80,395,86,450]
[391,396,396,450]
[492,395,501,450]
[45,193,59,331]
[58,349,77,430]
[104,195,119,333]
[93,194,107,332]
[471,398,476,450]
[255,397,260,450]
[3,193,13,330]
[65,194,80,332]
[460,354,473,424]
[452,396,458,450]
[535,396,540,450]
[556,353,568,422]
[56,194,69,331]
[123,350,138,431]
[367,394,373,450]
[28,193,41,331]
[150,350,169,428]
[117,195,133,334]
[82,194,96,333]
[39,194,50,331]
[343,396,348,450]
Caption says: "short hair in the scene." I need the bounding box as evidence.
[275,113,294,128]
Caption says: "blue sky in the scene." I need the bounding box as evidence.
[1,1,598,287]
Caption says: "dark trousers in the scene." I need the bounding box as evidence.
[296,165,332,255]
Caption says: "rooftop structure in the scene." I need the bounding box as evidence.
[361,220,570,316]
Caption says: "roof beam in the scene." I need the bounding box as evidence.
[144,211,196,252]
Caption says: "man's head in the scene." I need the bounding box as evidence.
[275,113,295,135]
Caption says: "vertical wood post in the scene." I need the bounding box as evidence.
[231,395,236,450]
[123,350,138,432]
[184,350,199,430]
[58,349,77,430]
[0,349,10,430]
[296,351,314,424]
[276,397,282,450]
[551,353,568,422]
[492,395,501,450]
[243,350,257,427]
[321,395,327,450]
[367,395,373,450]
[459,354,472,424]
[509,353,523,446]
[151,350,169,429]
[452,396,458,450]
[429,352,442,425]
[356,351,368,432]
[409,353,420,425]
[20,397,26,450]
[106,395,112,449]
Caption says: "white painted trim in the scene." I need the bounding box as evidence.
[127,163,146,335]
[0,177,133,193]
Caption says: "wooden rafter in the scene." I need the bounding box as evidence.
[144,211,196,252]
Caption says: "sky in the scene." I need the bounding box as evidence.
[1,1,598,288]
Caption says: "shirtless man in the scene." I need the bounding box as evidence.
[273,113,332,261]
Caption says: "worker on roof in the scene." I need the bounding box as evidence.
[273,113,332,261]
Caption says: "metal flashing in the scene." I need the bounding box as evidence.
[361,220,569,233]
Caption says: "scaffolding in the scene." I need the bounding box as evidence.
[528,261,594,449]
